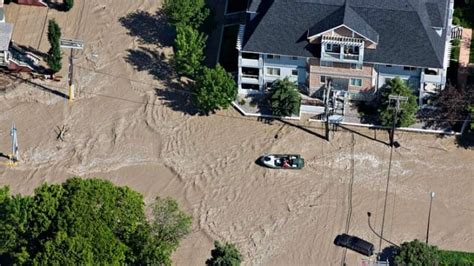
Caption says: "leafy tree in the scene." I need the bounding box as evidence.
[64,0,74,11]
[0,178,191,265]
[46,19,62,73]
[378,77,418,127]
[431,84,474,128]
[163,0,209,28]
[193,64,237,114]
[206,241,242,266]
[174,24,207,77]
[146,197,192,265]
[47,19,61,45]
[394,239,439,265]
[269,77,301,117]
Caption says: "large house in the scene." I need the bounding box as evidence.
[236,0,454,114]
[0,0,39,71]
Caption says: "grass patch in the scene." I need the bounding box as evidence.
[438,250,474,265]
[451,39,461,61]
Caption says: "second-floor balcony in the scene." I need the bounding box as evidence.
[321,35,364,63]
[322,52,359,61]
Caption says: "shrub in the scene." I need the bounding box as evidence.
[378,77,418,127]
[64,0,73,11]
[46,19,62,74]
[193,65,237,114]
[173,24,207,78]
[269,77,301,117]
[206,241,242,266]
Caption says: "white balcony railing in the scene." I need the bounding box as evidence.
[241,75,259,85]
[241,58,259,68]
[322,52,360,62]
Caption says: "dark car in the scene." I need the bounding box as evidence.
[334,234,374,256]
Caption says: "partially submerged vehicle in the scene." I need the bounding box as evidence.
[334,234,374,256]
[259,154,304,169]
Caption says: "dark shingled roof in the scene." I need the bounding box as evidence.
[242,0,449,68]
[307,3,378,43]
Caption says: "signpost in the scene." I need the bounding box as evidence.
[8,123,19,166]
[60,38,84,102]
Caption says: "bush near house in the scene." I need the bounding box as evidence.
[173,24,207,78]
[46,19,62,74]
[453,1,474,28]
[64,0,73,11]
[394,240,439,265]
[392,240,474,266]
[438,250,474,265]
[163,0,209,28]
[269,77,301,117]
[193,65,237,114]
[378,77,418,127]
[0,178,191,265]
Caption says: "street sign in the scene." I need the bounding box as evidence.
[60,38,84,50]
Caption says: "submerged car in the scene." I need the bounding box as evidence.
[334,234,374,256]
[259,154,304,169]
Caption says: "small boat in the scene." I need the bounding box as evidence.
[259,154,305,169]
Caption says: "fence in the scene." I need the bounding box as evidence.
[451,26,463,40]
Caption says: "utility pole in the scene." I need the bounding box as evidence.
[426,192,435,244]
[388,95,408,146]
[324,80,332,141]
[60,38,84,102]
[8,123,19,166]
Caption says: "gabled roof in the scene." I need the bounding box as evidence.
[307,3,378,44]
[425,2,443,28]
[242,0,450,68]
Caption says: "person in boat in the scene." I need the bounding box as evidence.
[283,158,290,168]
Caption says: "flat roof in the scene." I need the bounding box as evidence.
[0,22,13,51]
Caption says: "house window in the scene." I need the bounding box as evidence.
[386,65,392,67]
[267,54,280,60]
[291,56,298,60]
[320,61,333,67]
[350,63,362,70]
[320,75,326,84]
[292,70,298,76]
[345,45,359,54]
[266,67,280,76]
[350,78,362,87]
[403,66,417,71]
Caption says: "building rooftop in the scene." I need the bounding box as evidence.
[243,0,450,68]
[0,22,13,51]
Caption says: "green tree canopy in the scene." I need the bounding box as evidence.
[174,24,207,78]
[394,239,439,265]
[0,178,191,265]
[206,241,242,266]
[46,19,62,74]
[193,64,237,114]
[269,77,301,117]
[64,0,74,11]
[47,19,61,45]
[378,77,418,127]
[163,0,209,28]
